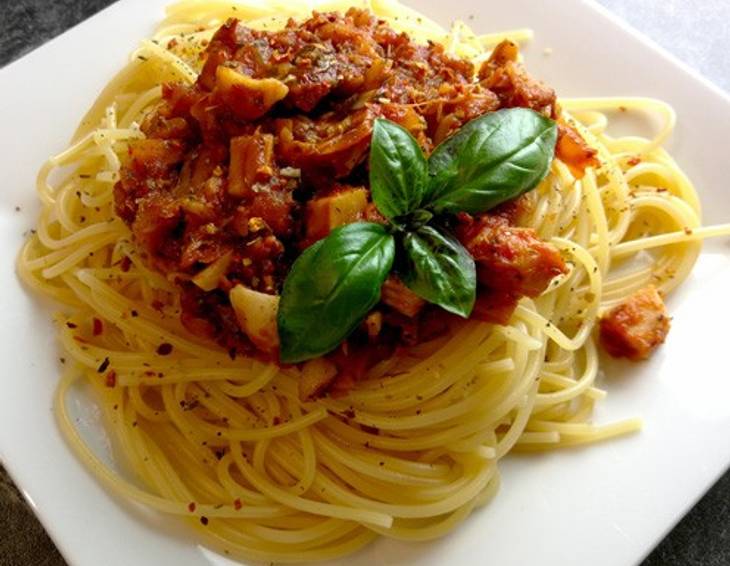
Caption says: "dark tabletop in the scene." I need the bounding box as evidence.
[1,0,729,565]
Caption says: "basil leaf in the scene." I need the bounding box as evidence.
[400,225,476,318]
[427,108,558,214]
[370,118,428,220]
[278,222,395,363]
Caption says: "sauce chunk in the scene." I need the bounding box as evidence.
[600,285,671,360]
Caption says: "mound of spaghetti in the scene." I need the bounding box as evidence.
[18,0,729,562]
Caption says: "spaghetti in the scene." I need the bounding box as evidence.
[17,0,730,562]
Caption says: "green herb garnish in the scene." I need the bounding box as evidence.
[399,224,476,318]
[369,115,428,218]
[278,223,395,363]
[278,107,558,363]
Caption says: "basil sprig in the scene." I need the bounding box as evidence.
[370,117,428,218]
[278,223,395,363]
[400,225,476,317]
[428,109,558,213]
[278,108,557,362]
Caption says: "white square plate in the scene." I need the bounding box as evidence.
[1,1,729,565]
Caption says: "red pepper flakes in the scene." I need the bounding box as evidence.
[92,318,104,336]
[167,38,179,49]
[627,156,641,166]
[66,322,77,329]
[119,256,132,272]
[233,498,242,510]
[180,399,200,411]
[105,370,117,388]
[200,516,209,526]
[188,502,196,512]
[361,424,380,435]
[97,357,110,373]
[156,343,173,356]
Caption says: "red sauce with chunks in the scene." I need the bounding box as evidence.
[114,9,583,380]
[599,285,671,361]
[455,211,567,325]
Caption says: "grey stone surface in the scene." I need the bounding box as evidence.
[0,0,728,565]
[597,0,730,93]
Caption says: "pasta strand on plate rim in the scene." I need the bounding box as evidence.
[17,0,730,561]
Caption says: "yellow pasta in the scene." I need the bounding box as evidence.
[17,0,730,562]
